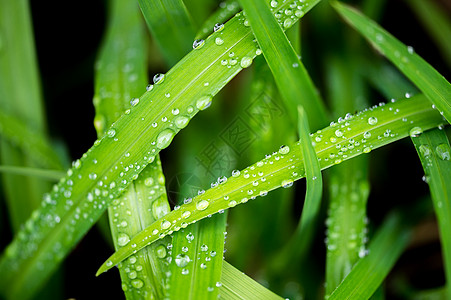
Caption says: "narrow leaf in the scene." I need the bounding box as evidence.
[219,261,284,300]
[411,129,451,299]
[195,1,240,40]
[329,211,413,299]
[0,166,64,181]
[97,94,445,273]
[138,0,196,66]
[238,0,328,130]
[332,1,451,124]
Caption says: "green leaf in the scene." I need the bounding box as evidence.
[195,1,240,40]
[138,0,196,66]
[324,54,370,297]
[411,129,451,299]
[0,0,317,296]
[329,211,413,299]
[406,0,451,68]
[97,94,445,274]
[238,0,328,130]
[331,1,451,125]
[93,0,171,298]
[219,261,284,300]
[0,165,64,181]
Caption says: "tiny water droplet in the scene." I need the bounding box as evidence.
[215,37,224,45]
[107,128,116,137]
[146,84,154,91]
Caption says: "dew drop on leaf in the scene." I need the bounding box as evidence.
[175,254,190,268]
[193,39,205,49]
[367,117,378,125]
[435,144,450,161]
[240,56,253,68]
[153,73,165,84]
[214,23,224,32]
[196,95,213,110]
[156,129,175,149]
[196,200,209,211]
[117,233,130,246]
[409,126,423,137]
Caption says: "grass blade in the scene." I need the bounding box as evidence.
[405,0,451,68]
[97,94,445,273]
[219,261,284,300]
[0,0,314,295]
[0,166,64,181]
[411,129,451,299]
[138,0,196,66]
[328,210,413,300]
[324,55,370,297]
[238,0,328,130]
[195,1,240,40]
[93,0,171,297]
[331,1,451,125]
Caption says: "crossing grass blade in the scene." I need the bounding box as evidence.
[331,1,451,125]
[238,0,328,130]
[219,261,284,300]
[328,210,414,300]
[138,0,196,66]
[411,129,451,299]
[0,110,64,170]
[195,1,240,40]
[0,0,315,296]
[97,94,445,274]
[93,0,172,298]
[405,0,451,68]
[325,55,370,297]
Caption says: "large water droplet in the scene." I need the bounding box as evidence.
[153,73,165,84]
[193,39,205,49]
[279,145,290,155]
[130,98,139,107]
[175,254,190,267]
[196,200,209,211]
[419,144,431,157]
[196,95,213,110]
[117,233,130,246]
[367,117,378,125]
[174,116,190,129]
[409,126,423,137]
[435,144,450,160]
[155,245,167,258]
[215,37,224,45]
[240,56,253,68]
[156,129,175,149]
[214,23,224,32]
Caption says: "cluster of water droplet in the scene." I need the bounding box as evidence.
[269,0,310,29]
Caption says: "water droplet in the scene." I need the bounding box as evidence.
[131,279,144,289]
[407,46,414,54]
[117,233,130,246]
[363,131,371,139]
[193,39,205,49]
[270,0,278,8]
[181,211,191,219]
[435,144,450,160]
[279,145,290,155]
[419,144,431,157]
[281,179,293,188]
[295,10,305,18]
[196,95,213,110]
[283,18,293,28]
[409,126,423,137]
[214,23,224,32]
[201,244,208,251]
[89,173,97,180]
[215,37,224,45]
[175,254,190,268]
[196,200,209,211]
[156,129,175,149]
[155,245,167,258]
[228,200,237,207]
[146,84,154,91]
[200,263,207,269]
[181,269,189,275]
[240,56,253,68]
[232,170,240,177]
[367,117,378,125]
[363,147,371,153]
[335,129,343,137]
[153,73,165,84]
[107,128,116,137]
[161,220,171,230]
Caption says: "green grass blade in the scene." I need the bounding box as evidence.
[0,166,64,181]
[328,211,413,300]
[93,0,171,298]
[331,1,451,124]
[167,214,227,298]
[405,0,451,68]
[0,0,312,295]
[195,1,240,40]
[219,261,284,300]
[325,55,370,297]
[238,0,328,130]
[138,0,196,66]
[411,129,451,299]
[97,94,445,273]
[0,110,64,170]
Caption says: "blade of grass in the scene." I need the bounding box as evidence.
[411,129,451,299]
[138,0,196,66]
[0,110,64,170]
[97,94,445,273]
[0,1,318,297]
[238,0,328,130]
[195,1,240,40]
[328,209,417,300]
[331,1,451,124]
[405,0,451,68]
[219,261,284,300]
[93,0,171,297]
[0,166,64,181]
[324,54,370,297]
